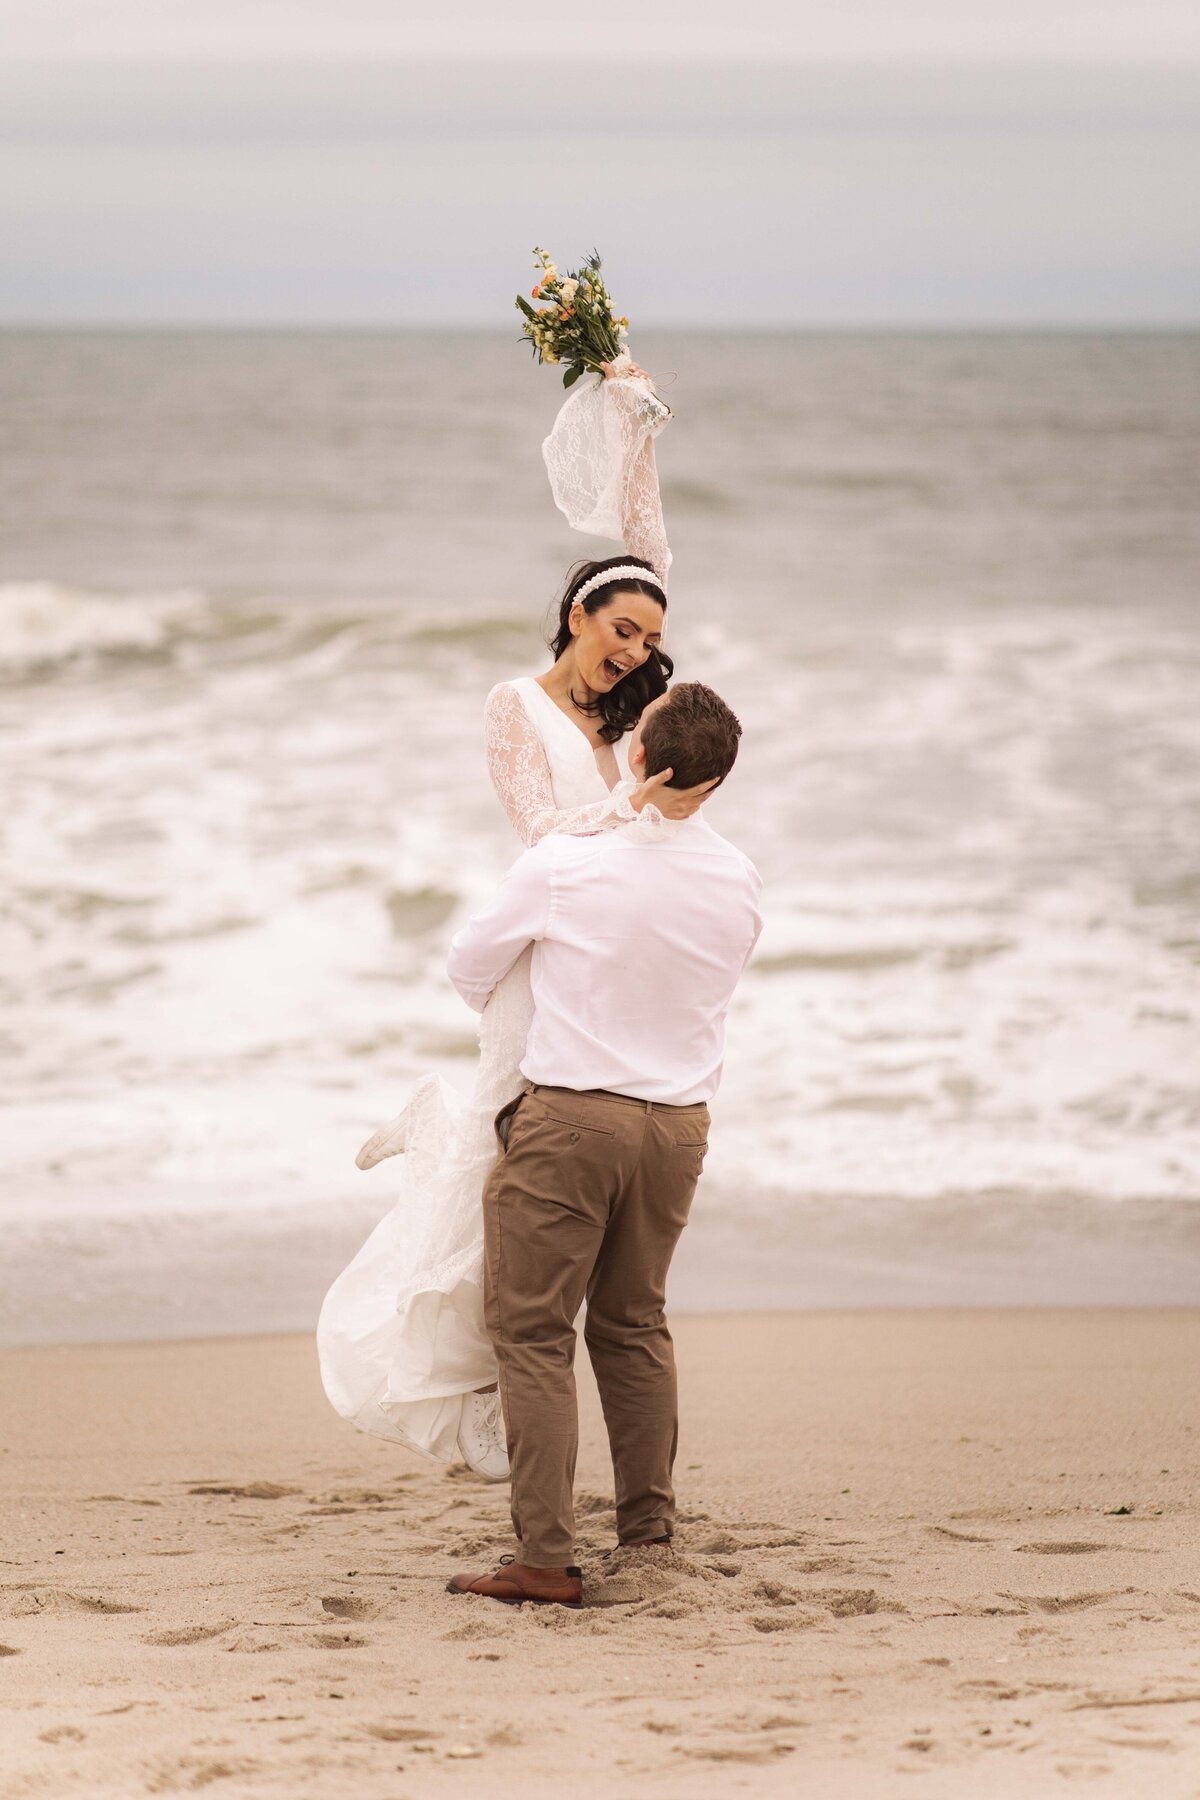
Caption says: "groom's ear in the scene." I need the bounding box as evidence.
[630,738,646,771]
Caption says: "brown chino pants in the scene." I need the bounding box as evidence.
[482,1081,710,1568]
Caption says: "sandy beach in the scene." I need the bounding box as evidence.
[2,1309,1198,1798]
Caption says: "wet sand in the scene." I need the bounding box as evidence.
[2,1309,1198,1797]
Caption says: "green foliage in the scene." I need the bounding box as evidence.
[512,243,630,380]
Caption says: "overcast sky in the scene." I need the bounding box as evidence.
[2,1,1197,326]
[6,0,1200,62]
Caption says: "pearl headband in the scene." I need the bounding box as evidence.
[571,564,666,606]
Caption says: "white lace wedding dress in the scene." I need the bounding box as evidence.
[316,366,671,1460]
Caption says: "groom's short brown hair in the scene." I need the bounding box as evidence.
[640,682,742,791]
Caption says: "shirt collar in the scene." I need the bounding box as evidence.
[618,808,702,845]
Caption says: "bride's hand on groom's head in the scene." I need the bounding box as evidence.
[632,769,720,819]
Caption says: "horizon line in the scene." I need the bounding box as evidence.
[5,52,1200,68]
[3,320,1198,335]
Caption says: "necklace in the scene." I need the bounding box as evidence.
[567,684,599,720]
[538,666,598,723]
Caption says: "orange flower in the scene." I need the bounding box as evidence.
[560,310,569,320]
[532,285,541,298]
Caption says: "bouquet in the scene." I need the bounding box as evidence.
[515,247,669,412]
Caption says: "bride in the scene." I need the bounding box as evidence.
[317,356,710,1478]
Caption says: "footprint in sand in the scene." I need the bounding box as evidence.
[809,1588,906,1618]
[956,1678,1022,1701]
[956,1600,1029,1617]
[142,1623,235,1646]
[83,1495,163,1507]
[320,1596,382,1621]
[38,1725,86,1744]
[695,1529,807,1552]
[574,1491,617,1519]
[0,1644,22,1656]
[1066,1690,1200,1712]
[142,1755,260,1793]
[753,1579,803,1608]
[5,1588,143,1618]
[310,1486,416,1513]
[673,1743,795,1764]
[586,1549,698,1611]
[442,1619,497,1642]
[634,1596,702,1620]
[185,1482,300,1500]
[1015,1541,1106,1556]
[224,1631,282,1653]
[1097,1735,1177,1752]
[365,1725,441,1743]
[928,1525,993,1544]
[692,1532,742,1556]
[998,1588,1135,1614]
[708,1713,808,1738]
[308,1630,369,1649]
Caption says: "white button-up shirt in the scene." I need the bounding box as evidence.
[447,813,763,1105]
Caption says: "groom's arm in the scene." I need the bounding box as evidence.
[446,842,554,1013]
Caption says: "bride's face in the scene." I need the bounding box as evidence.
[570,591,665,694]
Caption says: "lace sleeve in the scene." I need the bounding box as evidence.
[541,363,672,590]
[484,682,643,847]
[605,374,673,589]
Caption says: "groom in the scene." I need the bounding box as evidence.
[444,682,762,1607]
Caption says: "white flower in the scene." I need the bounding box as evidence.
[560,278,578,303]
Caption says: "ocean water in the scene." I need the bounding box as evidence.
[2,329,1199,1343]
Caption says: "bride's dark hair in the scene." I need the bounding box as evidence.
[547,555,673,745]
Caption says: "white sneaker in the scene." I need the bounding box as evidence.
[355,1108,410,1170]
[355,1074,441,1171]
[457,1390,510,1482]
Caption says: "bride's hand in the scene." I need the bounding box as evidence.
[631,769,720,819]
[600,358,651,382]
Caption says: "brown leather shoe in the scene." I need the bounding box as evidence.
[446,1554,583,1608]
[622,1534,671,1548]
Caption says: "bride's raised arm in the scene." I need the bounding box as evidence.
[484,681,650,847]
[542,358,673,591]
[600,363,672,590]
